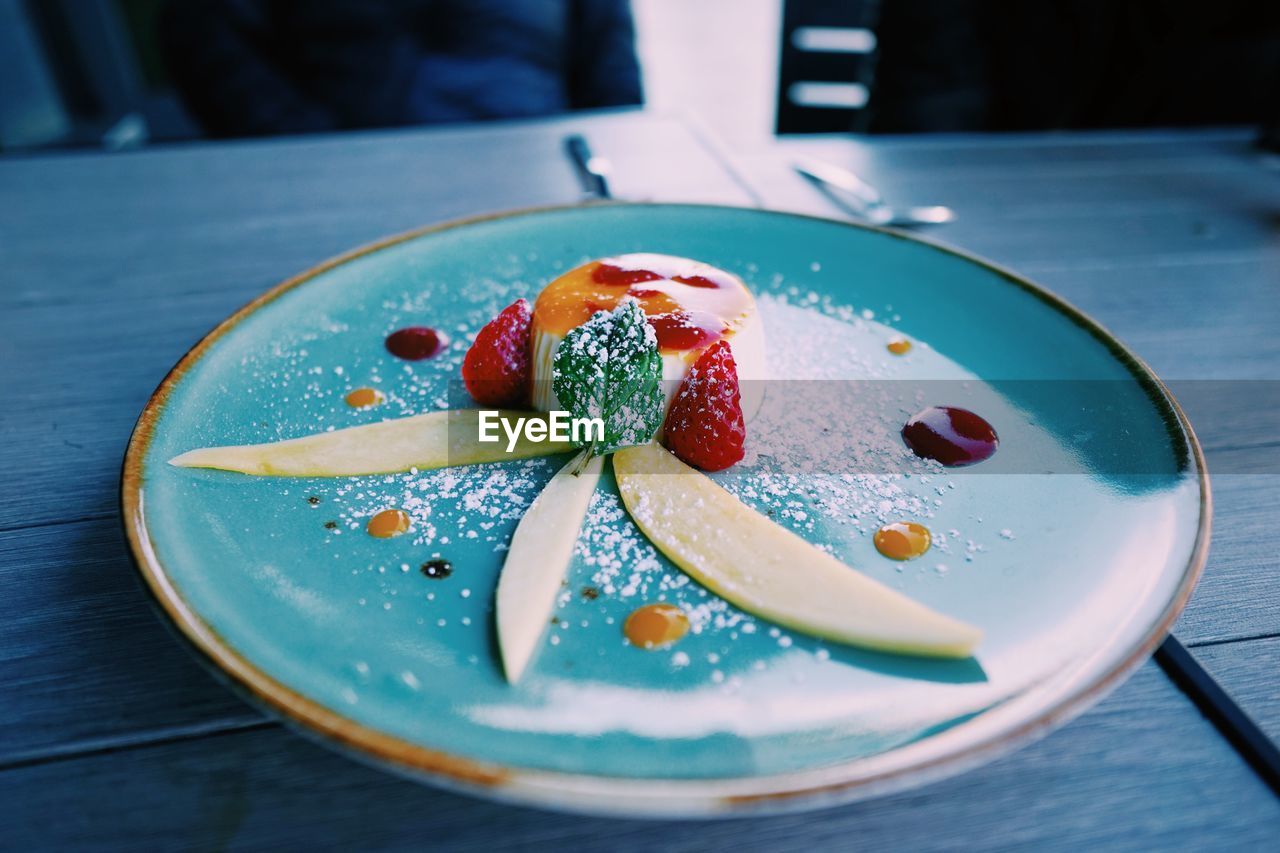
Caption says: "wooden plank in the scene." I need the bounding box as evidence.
[1178,475,1280,647]
[1025,256,1280,383]
[1194,637,1280,743]
[0,111,753,315]
[732,149,1278,270]
[1026,259,1280,468]
[0,518,263,765]
[0,111,754,530]
[2,662,1276,851]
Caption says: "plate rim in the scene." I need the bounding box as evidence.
[120,201,1211,816]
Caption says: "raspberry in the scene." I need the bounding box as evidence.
[663,340,745,471]
[462,299,533,407]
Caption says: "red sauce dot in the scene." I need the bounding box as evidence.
[385,326,446,361]
[902,406,998,467]
[647,311,724,351]
[628,287,663,298]
[592,264,663,286]
[672,274,725,289]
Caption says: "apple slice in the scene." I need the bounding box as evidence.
[612,442,982,658]
[496,452,605,683]
[168,409,571,477]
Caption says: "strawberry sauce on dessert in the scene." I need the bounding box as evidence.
[528,254,767,415]
[646,311,724,351]
[532,254,754,356]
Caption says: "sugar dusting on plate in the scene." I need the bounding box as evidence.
[240,270,1006,695]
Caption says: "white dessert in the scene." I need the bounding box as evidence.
[529,254,766,418]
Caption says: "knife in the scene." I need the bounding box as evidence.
[564,134,613,200]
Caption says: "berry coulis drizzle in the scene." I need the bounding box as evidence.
[902,406,999,467]
[646,311,725,351]
[385,326,447,360]
[591,261,731,351]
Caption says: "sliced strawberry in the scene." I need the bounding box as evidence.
[462,299,533,407]
[663,340,745,471]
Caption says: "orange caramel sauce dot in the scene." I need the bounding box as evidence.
[344,387,385,408]
[623,603,690,649]
[366,508,411,538]
[874,521,932,560]
[887,338,912,355]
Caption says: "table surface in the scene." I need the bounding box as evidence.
[2,110,1278,850]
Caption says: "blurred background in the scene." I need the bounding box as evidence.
[1,0,1278,153]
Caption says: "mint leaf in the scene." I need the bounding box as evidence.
[552,298,664,456]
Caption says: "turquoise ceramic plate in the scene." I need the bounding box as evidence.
[123,204,1208,816]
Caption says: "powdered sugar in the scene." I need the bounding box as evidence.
[241,266,1007,691]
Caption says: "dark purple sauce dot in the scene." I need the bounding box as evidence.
[385,326,446,361]
[902,406,999,467]
[420,559,453,579]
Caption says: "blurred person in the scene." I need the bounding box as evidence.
[160,0,643,138]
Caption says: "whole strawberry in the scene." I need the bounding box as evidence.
[463,299,533,407]
[663,340,745,471]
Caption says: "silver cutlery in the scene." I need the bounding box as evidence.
[794,156,955,228]
[564,134,613,200]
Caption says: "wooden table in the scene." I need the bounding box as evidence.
[2,111,1277,849]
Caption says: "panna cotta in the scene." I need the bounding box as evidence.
[530,254,766,417]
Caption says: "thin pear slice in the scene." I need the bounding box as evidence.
[169,409,571,477]
[496,452,605,683]
[613,443,982,658]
